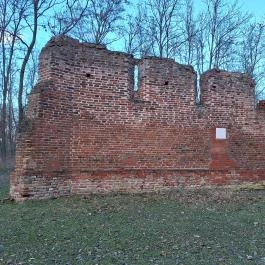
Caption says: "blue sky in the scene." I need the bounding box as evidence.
[37,0,265,51]
[240,0,264,18]
[193,0,264,18]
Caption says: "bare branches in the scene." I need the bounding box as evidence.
[145,0,182,58]
[0,0,30,161]
[121,0,182,58]
[120,3,152,56]
[48,0,90,35]
[201,0,251,69]
[239,22,265,99]
[72,0,129,45]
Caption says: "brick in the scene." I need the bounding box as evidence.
[10,35,265,201]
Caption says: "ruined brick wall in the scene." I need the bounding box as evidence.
[10,35,265,201]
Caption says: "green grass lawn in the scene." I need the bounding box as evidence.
[1,171,265,265]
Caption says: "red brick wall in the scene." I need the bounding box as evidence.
[10,36,265,201]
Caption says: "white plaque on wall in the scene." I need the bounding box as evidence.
[216,128,227,139]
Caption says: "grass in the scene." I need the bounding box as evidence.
[1,170,265,264]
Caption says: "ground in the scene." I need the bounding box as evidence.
[1,169,265,265]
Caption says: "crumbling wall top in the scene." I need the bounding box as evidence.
[44,34,106,49]
[42,35,133,59]
[38,35,257,110]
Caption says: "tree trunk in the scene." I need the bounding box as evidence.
[18,1,38,124]
[1,86,7,162]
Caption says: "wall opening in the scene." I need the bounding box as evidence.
[134,65,139,91]
[195,73,202,104]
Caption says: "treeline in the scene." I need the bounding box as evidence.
[1,0,265,162]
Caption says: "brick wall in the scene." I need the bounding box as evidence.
[10,35,265,201]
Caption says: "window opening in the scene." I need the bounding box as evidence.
[134,65,139,91]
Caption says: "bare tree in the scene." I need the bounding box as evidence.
[7,65,18,158]
[47,0,90,36]
[202,0,250,70]
[144,0,182,58]
[121,3,153,56]
[178,0,198,65]
[194,14,207,75]
[24,50,39,102]
[239,22,265,99]
[122,13,141,54]
[73,0,129,45]
[0,0,29,161]
[17,0,61,124]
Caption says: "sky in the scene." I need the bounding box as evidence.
[240,0,264,18]
[37,0,265,51]
[192,0,264,18]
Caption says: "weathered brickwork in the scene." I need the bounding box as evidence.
[10,35,265,201]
